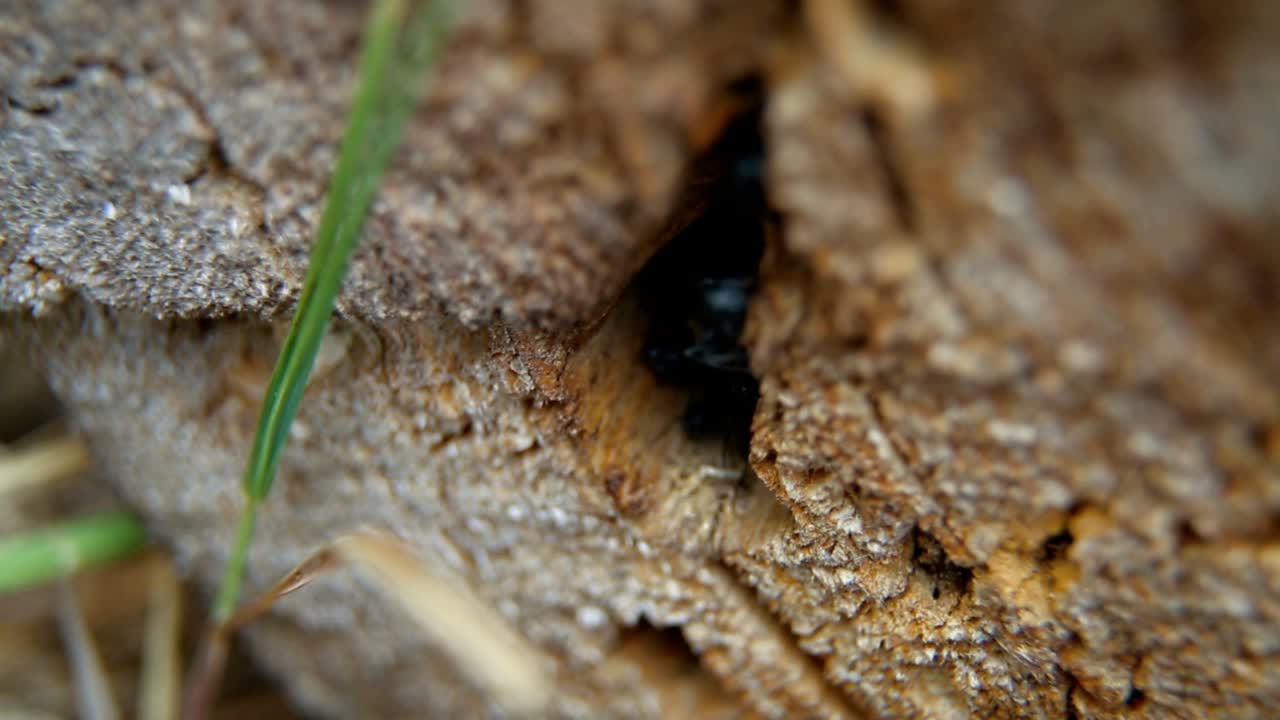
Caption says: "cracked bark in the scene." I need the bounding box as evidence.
[4,1,1280,718]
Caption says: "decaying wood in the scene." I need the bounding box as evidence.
[4,1,1279,718]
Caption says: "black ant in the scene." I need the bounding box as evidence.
[636,102,767,457]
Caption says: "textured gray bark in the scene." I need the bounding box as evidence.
[4,1,1279,718]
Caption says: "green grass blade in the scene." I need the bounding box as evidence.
[212,0,456,622]
[0,511,147,594]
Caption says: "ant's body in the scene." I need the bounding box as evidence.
[637,107,767,456]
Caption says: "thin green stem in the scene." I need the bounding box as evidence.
[212,500,257,621]
[211,0,455,621]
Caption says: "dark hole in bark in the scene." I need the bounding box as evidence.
[1038,528,1075,563]
[1125,686,1148,709]
[913,527,974,597]
[617,619,702,672]
[6,96,56,116]
[635,81,768,460]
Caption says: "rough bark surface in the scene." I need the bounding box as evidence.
[4,1,1279,719]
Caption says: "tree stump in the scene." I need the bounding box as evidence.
[4,1,1278,717]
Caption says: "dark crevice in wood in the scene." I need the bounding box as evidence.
[618,619,702,671]
[1124,685,1148,710]
[1064,675,1081,720]
[634,85,768,459]
[912,526,974,599]
[1037,528,1075,563]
